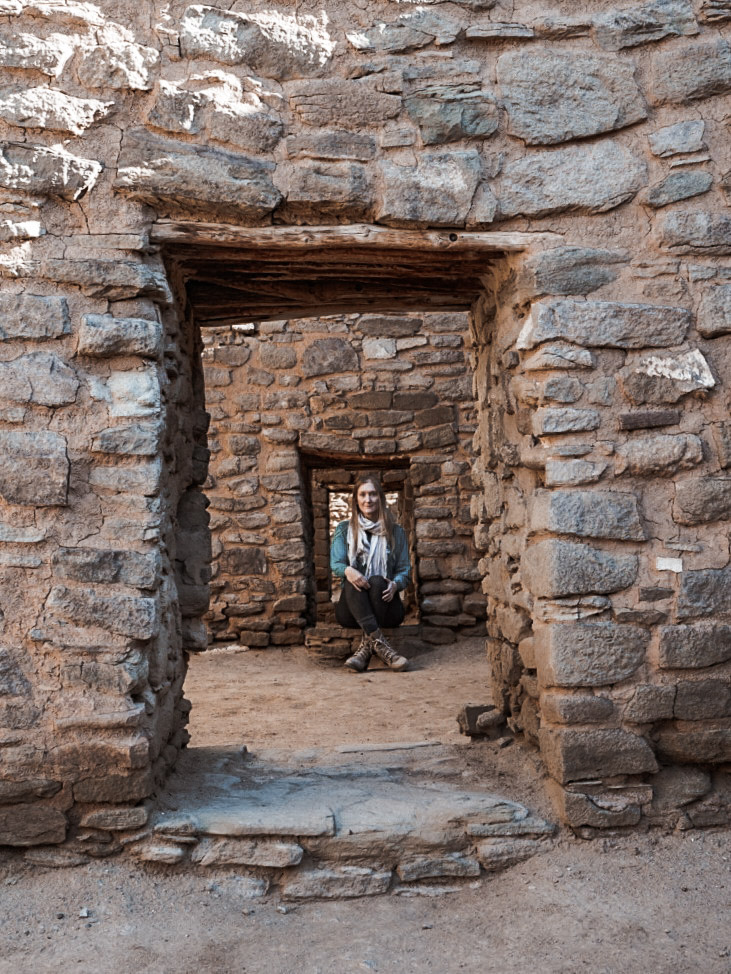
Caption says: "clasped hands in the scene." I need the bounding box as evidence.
[344,567,397,602]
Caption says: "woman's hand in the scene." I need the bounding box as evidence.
[345,567,370,590]
[382,580,398,602]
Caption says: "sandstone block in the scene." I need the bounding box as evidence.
[0,804,67,846]
[89,461,161,496]
[540,692,614,724]
[545,460,608,486]
[404,90,498,145]
[78,315,162,359]
[497,51,646,145]
[623,684,676,722]
[646,171,712,208]
[0,431,68,505]
[97,369,161,419]
[282,866,392,900]
[519,247,625,297]
[347,9,460,53]
[475,838,544,872]
[0,351,78,407]
[0,293,69,342]
[656,727,731,764]
[302,338,358,377]
[522,343,595,371]
[277,161,373,220]
[594,0,698,50]
[0,142,101,200]
[377,151,481,228]
[47,586,158,639]
[658,624,731,668]
[522,540,638,598]
[531,408,600,435]
[650,766,711,813]
[677,566,731,619]
[536,622,648,687]
[52,547,160,589]
[191,837,303,867]
[675,679,731,719]
[259,345,297,370]
[648,119,706,157]
[0,86,112,135]
[77,40,159,90]
[289,79,400,129]
[0,778,61,803]
[661,211,731,254]
[80,806,148,830]
[650,38,731,104]
[495,142,646,219]
[674,478,731,524]
[518,299,691,350]
[548,783,642,829]
[0,30,74,77]
[396,853,480,881]
[540,727,658,783]
[285,131,376,162]
[698,284,731,337]
[90,423,161,456]
[115,129,281,222]
[530,489,645,541]
[180,5,334,78]
[0,649,30,696]
[219,548,267,575]
[615,433,703,476]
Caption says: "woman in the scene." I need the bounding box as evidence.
[330,473,411,673]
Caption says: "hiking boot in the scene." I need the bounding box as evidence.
[344,634,372,672]
[371,630,409,671]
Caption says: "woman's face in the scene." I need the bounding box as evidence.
[356,482,380,520]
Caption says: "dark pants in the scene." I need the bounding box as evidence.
[335,576,405,634]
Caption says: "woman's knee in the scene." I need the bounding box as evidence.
[367,575,389,594]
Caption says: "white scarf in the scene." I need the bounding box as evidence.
[347,514,389,580]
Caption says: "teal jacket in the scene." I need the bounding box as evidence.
[330,520,411,592]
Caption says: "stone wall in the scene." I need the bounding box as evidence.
[0,0,729,846]
[200,312,486,652]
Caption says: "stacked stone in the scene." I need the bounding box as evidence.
[470,243,731,830]
[201,312,486,649]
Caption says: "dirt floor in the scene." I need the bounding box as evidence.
[2,639,731,973]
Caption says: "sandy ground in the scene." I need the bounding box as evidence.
[2,640,731,973]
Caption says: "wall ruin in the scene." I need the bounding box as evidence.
[0,0,729,849]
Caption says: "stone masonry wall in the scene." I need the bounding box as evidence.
[200,312,486,651]
[0,0,729,844]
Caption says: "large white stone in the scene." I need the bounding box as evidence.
[0,30,74,76]
[0,87,112,135]
[77,39,160,90]
[0,142,101,200]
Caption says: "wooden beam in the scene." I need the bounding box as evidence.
[151,221,561,253]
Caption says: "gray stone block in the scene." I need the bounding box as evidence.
[674,679,731,719]
[0,30,74,77]
[52,547,161,589]
[646,170,712,208]
[677,565,731,619]
[615,433,703,476]
[0,649,30,697]
[674,478,731,524]
[540,727,658,783]
[90,423,161,456]
[659,624,731,666]
[77,40,159,90]
[531,489,645,541]
[277,161,373,220]
[623,684,676,722]
[656,728,731,764]
[475,838,542,872]
[0,804,67,846]
[302,338,359,377]
[648,119,706,156]
[0,431,68,505]
[0,142,101,200]
[0,86,112,136]
[650,38,731,104]
[498,51,646,145]
[540,692,614,724]
[47,586,158,639]
[650,766,711,813]
[521,540,638,598]
[545,460,608,486]
[532,408,600,435]
[495,141,646,219]
[377,151,481,227]
[712,423,731,468]
[0,352,78,407]
[661,210,731,254]
[180,5,334,78]
[618,409,681,430]
[289,79,401,129]
[285,131,376,162]
[0,293,69,341]
[397,853,481,881]
[115,129,281,221]
[698,284,731,337]
[78,315,163,359]
[405,90,498,145]
[282,866,392,900]
[594,0,698,50]
[619,347,714,403]
[535,622,648,687]
[519,298,691,349]
[191,837,303,867]
[522,343,595,371]
[520,247,626,296]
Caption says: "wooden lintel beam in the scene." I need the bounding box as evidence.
[152,221,562,254]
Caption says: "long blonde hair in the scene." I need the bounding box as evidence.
[349,473,395,548]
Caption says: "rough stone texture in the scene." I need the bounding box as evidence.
[530,490,645,541]
[677,566,731,619]
[616,433,703,476]
[594,0,698,49]
[618,349,714,404]
[536,623,649,687]
[648,119,706,156]
[0,805,67,846]
[661,211,731,254]
[519,248,626,297]
[77,315,163,359]
[0,294,69,341]
[0,87,112,135]
[518,299,691,350]
[674,479,731,524]
[650,38,731,104]
[698,284,731,337]
[521,541,638,598]
[497,51,646,145]
[0,431,68,505]
[289,79,400,128]
[540,727,658,783]
[495,142,646,218]
[377,152,481,228]
[646,170,712,208]
[0,142,101,200]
